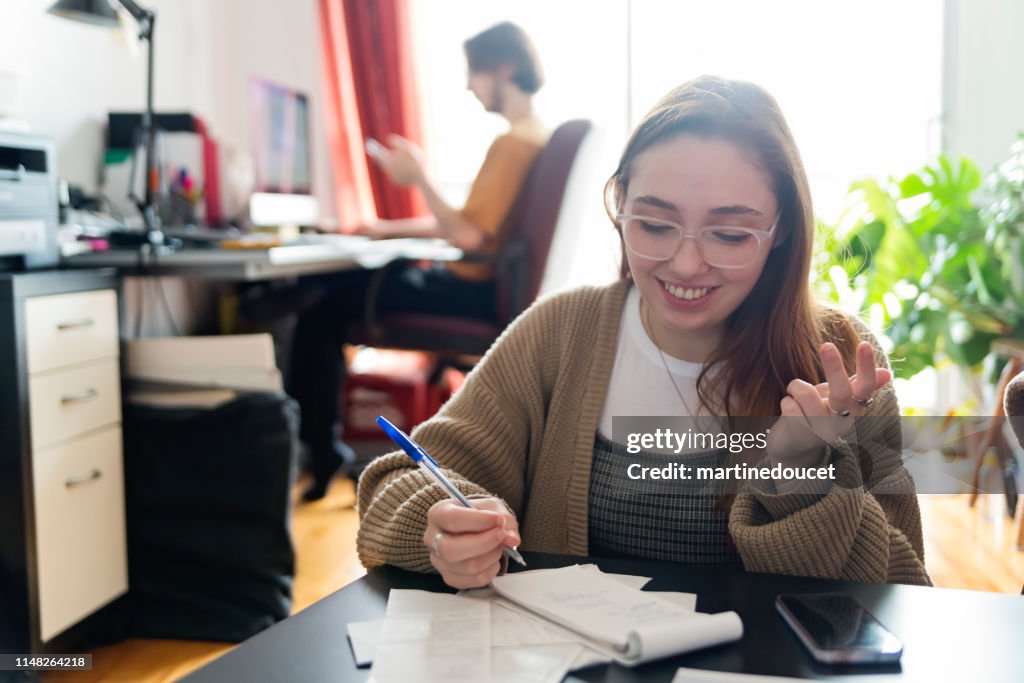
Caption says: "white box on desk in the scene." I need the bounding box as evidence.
[125,333,281,392]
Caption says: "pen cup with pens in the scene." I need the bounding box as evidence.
[164,166,201,226]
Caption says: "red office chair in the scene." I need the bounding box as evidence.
[349,119,592,364]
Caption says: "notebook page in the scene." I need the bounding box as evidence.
[491,565,742,666]
[491,565,691,644]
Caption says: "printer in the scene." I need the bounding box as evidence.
[0,131,58,269]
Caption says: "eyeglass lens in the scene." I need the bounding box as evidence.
[622,217,765,267]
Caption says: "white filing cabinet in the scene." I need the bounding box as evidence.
[0,270,128,654]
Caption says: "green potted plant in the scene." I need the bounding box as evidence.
[819,136,1024,382]
[821,139,1024,513]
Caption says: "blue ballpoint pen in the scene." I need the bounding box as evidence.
[376,415,527,567]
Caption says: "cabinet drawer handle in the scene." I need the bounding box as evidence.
[64,469,102,488]
[57,318,95,331]
[0,164,26,182]
[60,388,98,404]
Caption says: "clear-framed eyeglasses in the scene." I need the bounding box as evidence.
[617,213,779,269]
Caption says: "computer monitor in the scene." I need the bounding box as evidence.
[248,77,312,195]
[247,77,317,229]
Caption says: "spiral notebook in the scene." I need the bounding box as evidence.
[489,564,743,666]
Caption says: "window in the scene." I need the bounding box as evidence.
[409,0,629,203]
[408,0,943,282]
[629,0,944,222]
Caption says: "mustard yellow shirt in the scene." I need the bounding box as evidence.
[449,116,549,282]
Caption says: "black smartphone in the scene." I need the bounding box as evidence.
[776,593,903,664]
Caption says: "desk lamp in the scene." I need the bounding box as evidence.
[48,0,169,250]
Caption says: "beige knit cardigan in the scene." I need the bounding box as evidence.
[356,279,930,586]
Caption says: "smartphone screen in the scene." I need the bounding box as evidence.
[776,593,903,664]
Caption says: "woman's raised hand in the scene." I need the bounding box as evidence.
[767,341,892,463]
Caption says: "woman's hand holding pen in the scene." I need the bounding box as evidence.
[424,497,521,589]
[766,341,893,465]
[375,417,524,588]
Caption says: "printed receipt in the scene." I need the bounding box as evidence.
[369,590,490,683]
[491,565,742,665]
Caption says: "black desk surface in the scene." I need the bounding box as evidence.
[182,553,1023,683]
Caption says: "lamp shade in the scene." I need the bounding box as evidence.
[47,0,119,28]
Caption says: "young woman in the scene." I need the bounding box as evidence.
[355,75,929,589]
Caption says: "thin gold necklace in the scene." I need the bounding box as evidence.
[641,300,698,417]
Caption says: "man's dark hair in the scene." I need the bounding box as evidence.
[463,22,544,94]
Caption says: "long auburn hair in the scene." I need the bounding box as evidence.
[605,75,860,417]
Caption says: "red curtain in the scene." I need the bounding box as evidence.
[318,0,429,228]
[318,0,375,230]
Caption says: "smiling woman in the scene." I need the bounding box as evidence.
[602,78,840,418]
[611,136,781,365]
[355,75,929,590]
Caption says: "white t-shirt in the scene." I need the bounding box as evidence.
[598,287,713,440]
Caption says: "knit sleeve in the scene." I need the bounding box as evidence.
[728,319,930,585]
[355,291,566,573]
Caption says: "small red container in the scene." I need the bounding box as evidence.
[341,350,457,440]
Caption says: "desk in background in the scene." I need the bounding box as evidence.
[61,235,464,337]
[61,236,463,281]
[181,552,1023,683]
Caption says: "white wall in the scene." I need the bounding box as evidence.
[0,0,336,223]
[944,0,1024,174]
[0,0,217,192]
[207,0,337,225]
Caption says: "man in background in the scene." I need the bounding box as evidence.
[288,22,549,500]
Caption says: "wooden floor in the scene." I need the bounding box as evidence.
[43,487,1023,683]
[920,494,1024,593]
